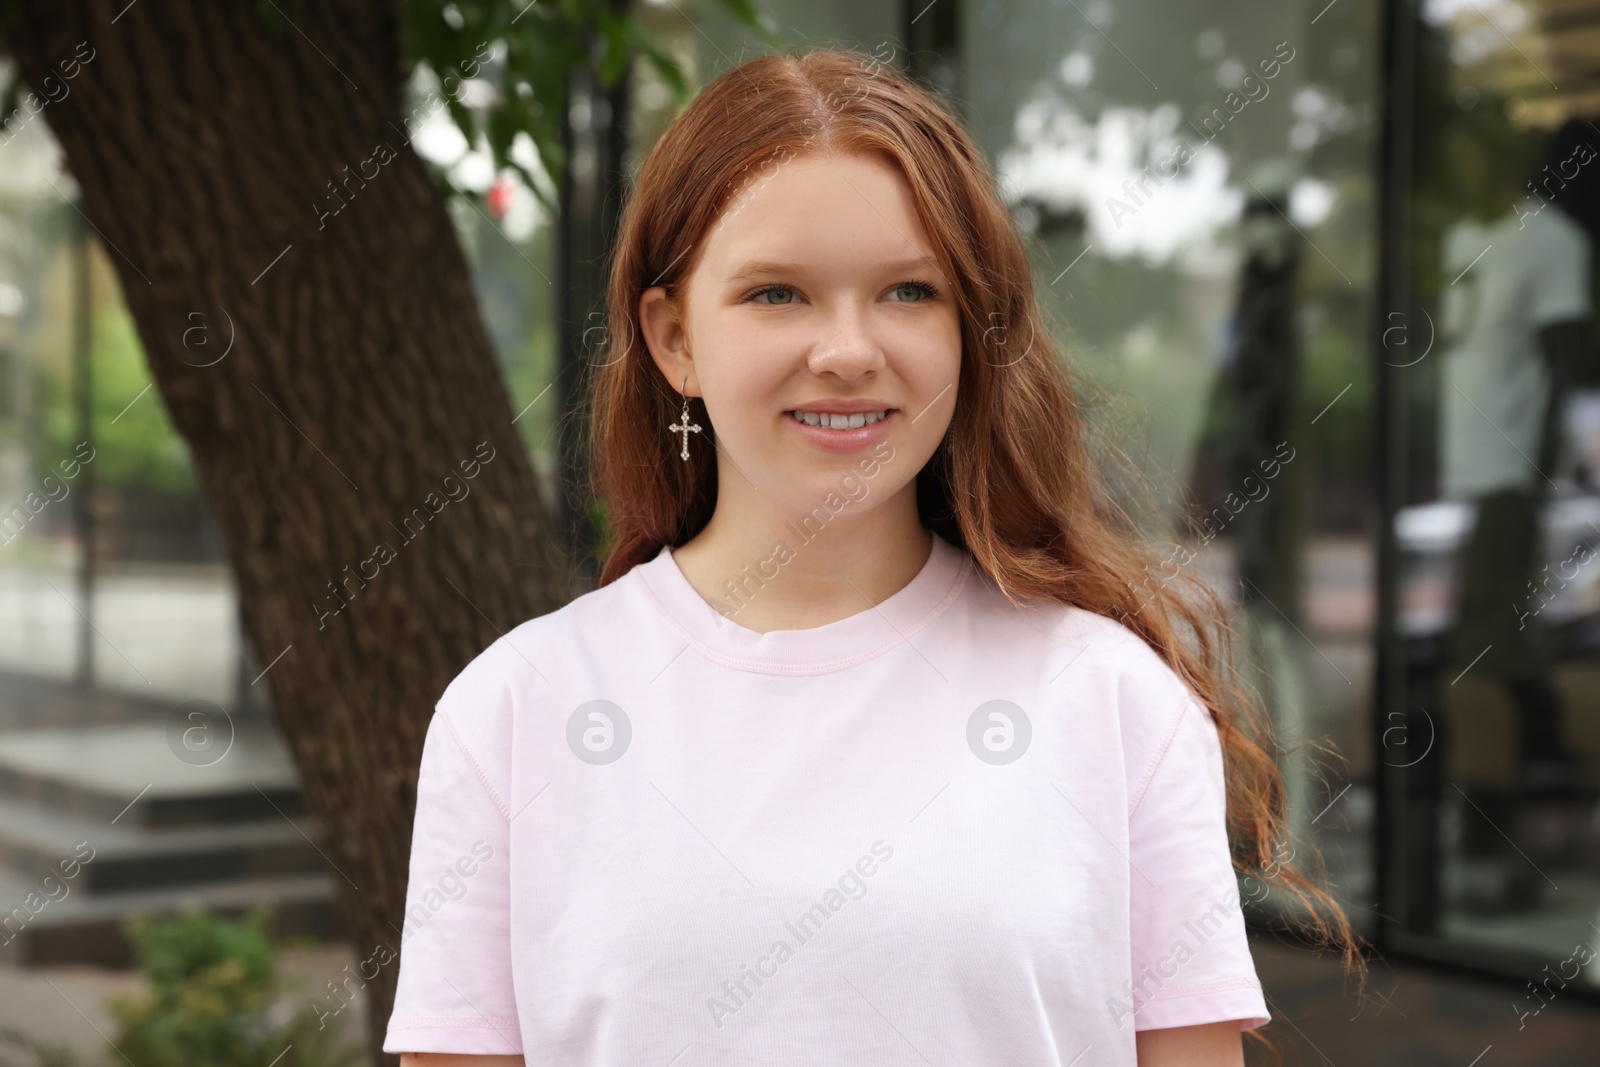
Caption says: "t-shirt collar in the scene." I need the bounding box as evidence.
[630,530,972,675]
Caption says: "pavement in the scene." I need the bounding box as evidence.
[1247,930,1599,1066]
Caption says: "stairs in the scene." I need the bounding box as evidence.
[0,721,341,966]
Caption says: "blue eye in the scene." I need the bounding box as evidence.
[889,280,940,302]
[746,284,797,305]
[742,280,941,305]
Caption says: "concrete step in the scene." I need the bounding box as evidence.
[0,868,342,967]
[0,722,304,829]
[0,791,327,894]
[0,722,346,967]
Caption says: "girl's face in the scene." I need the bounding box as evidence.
[640,149,962,517]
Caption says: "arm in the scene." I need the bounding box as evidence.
[1537,319,1591,475]
[400,1055,526,1066]
[1538,319,1589,383]
[1136,1020,1245,1066]
[383,703,524,1059]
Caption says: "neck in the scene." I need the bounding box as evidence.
[670,487,932,633]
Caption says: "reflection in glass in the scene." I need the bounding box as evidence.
[1397,0,1600,980]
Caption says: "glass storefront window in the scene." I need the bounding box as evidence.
[0,150,237,707]
[959,0,1382,933]
[1391,0,1600,981]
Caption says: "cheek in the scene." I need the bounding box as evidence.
[900,313,962,394]
[900,316,961,442]
[719,308,814,381]
[698,335,790,431]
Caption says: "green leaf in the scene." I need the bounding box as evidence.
[628,20,690,103]
[715,0,786,49]
[392,0,775,219]
[594,8,631,88]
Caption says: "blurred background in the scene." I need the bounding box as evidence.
[0,0,1598,1064]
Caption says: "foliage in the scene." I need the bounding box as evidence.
[104,905,365,1067]
[0,0,783,498]
[32,301,198,493]
[588,495,614,565]
[0,0,784,217]
[395,0,781,215]
[0,906,366,1067]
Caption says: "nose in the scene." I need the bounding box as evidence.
[805,302,886,380]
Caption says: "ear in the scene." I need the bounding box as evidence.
[639,286,695,395]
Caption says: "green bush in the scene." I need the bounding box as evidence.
[0,905,368,1067]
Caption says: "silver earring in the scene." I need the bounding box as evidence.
[668,375,702,461]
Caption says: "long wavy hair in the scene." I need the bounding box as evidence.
[582,45,1369,1057]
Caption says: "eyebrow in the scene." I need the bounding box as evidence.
[725,255,942,283]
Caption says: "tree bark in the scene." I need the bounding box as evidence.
[1,3,572,1062]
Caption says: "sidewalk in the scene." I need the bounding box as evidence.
[1247,930,1599,1065]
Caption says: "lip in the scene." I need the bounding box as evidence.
[783,407,896,453]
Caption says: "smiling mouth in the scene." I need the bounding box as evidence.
[785,409,896,430]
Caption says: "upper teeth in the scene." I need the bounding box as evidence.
[791,410,889,429]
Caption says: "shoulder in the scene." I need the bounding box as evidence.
[430,568,649,773]
[981,575,1199,718]
[447,563,651,693]
[999,589,1203,775]
[1072,607,1198,728]
[1510,199,1583,242]
[1061,611,1217,815]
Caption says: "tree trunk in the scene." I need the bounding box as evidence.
[1,3,572,1062]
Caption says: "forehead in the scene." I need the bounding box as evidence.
[697,149,939,274]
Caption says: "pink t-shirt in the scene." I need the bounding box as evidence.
[382,531,1270,1064]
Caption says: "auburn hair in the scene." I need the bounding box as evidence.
[582,45,1368,1057]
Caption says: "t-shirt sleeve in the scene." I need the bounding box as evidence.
[381,697,524,1056]
[1527,213,1592,327]
[1125,694,1271,1032]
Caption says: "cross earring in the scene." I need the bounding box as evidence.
[668,375,702,461]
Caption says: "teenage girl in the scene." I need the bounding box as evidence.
[386,46,1364,1067]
